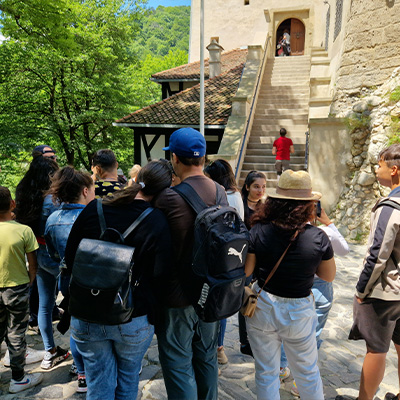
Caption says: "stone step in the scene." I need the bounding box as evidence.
[255,98,309,107]
[251,121,309,129]
[244,155,305,163]
[252,109,309,116]
[245,148,305,156]
[247,137,307,146]
[242,162,305,172]
[257,93,310,100]
[253,115,308,122]
[238,176,278,189]
[263,82,310,88]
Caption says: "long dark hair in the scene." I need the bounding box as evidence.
[47,166,93,204]
[104,160,172,206]
[15,157,59,234]
[241,170,266,200]
[204,159,238,192]
[252,197,315,230]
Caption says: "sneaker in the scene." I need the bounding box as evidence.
[279,366,290,380]
[9,372,43,393]
[69,362,78,376]
[240,343,253,358]
[77,374,87,393]
[41,346,70,370]
[3,347,45,367]
[217,346,228,364]
[385,394,400,400]
[28,325,41,335]
[291,381,300,397]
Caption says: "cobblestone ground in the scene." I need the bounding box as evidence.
[0,244,398,399]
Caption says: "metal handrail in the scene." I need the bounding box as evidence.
[235,35,271,179]
[304,130,309,170]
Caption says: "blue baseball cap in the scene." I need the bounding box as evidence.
[163,128,206,158]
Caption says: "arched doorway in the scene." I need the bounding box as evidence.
[276,18,305,56]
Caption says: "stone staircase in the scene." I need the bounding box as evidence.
[238,55,311,188]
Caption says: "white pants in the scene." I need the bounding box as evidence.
[246,283,324,400]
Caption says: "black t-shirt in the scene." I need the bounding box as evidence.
[95,180,123,198]
[249,223,333,298]
[65,199,172,324]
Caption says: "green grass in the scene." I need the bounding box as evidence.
[389,86,400,103]
[344,114,370,132]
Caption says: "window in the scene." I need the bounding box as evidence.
[334,0,343,41]
[244,0,249,5]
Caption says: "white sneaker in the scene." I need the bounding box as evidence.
[3,347,46,367]
[9,372,43,393]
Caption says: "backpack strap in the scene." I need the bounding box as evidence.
[96,199,107,236]
[122,207,154,240]
[173,181,224,215]
[375,199,400,211]
[97,199,154,240]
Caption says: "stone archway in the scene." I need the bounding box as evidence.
[276,18,306,56]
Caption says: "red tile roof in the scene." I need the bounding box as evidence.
[151,48,248,81]
[115,63,245,127]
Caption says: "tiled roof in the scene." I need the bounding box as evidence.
[151,48,247,81]
[115,63,245,127]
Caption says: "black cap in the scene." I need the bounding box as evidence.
[32,145,56,158]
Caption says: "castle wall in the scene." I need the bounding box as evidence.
[334,0,400,94]
[189,0,328,62]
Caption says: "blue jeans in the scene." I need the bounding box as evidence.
[157,305,219,400]
[311,277,333,349]
[218,319,227,347]
[37,268,57,351]
[71,315,153,400]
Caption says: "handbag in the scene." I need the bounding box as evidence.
[240,230,299,317]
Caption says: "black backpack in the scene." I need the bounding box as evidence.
[173,182,249,322]
[69,200,153,325]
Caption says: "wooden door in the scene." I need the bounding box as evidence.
[290,19,305,55]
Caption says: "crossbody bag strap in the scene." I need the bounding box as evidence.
[256,230,299,297]
[122,207,154,240]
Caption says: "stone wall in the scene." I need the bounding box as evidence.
[334,0,400,95]
[330,67,400,240]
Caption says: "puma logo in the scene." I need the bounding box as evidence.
[228,244,247,263]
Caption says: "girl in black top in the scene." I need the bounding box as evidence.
[239,170,266,356]
[244,170,335,400]
[241,171,266,229]
[65,160,173,400]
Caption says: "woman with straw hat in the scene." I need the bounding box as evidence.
[244,170,336,400]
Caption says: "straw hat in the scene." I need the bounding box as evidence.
[266,170,321,200]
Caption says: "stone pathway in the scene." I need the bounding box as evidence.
[0,244,398,399]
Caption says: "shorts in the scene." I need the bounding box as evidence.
[348,296,400,353]
[275,159,290,175]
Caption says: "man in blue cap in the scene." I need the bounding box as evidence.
[155,127,228,400]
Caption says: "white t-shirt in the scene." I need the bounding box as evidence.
[226,190,245,221]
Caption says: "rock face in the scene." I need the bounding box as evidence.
[330,68,400,241]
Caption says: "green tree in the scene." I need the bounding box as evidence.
[0,0,144,170]
[132,6,190,59]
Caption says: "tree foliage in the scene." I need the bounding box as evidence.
[0,1,190,191]
[133,6,190,59]
[0,0,143,170]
